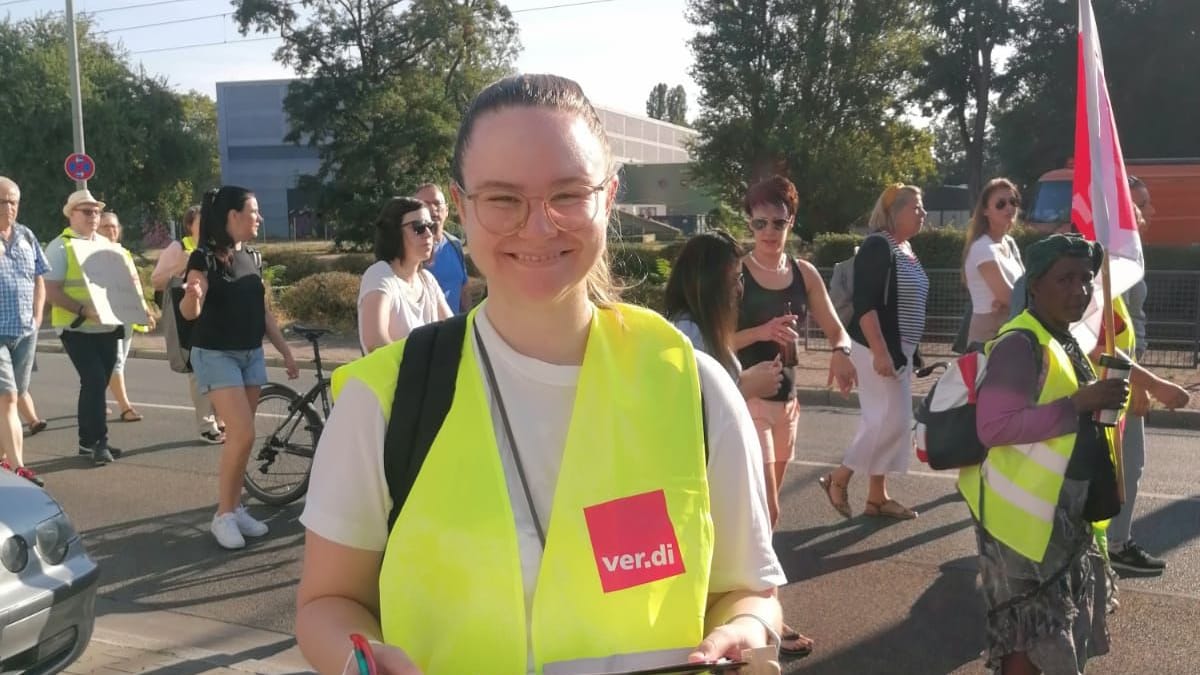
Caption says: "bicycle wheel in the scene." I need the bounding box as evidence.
[245,383,322,506]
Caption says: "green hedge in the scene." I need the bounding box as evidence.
[813,228,1200,270]
[279,272,361,332]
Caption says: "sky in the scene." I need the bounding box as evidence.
[2,0,701,118]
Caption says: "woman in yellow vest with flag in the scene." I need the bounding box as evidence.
[294,74,786,675]
[965,234,1131,674]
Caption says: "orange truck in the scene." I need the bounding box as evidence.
[1026,158,1200,246]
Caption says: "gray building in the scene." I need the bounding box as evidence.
[215,79,696,238]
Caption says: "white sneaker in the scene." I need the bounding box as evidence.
[211,512,246,550]
[234,506,269,538]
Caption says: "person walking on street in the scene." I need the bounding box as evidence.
[961,178,1025,348]
[735,175,857,531]
[294,74,785,675]
[180,186,299,550]
[0,176,48,485]
[19,391,47,436]
[357,197,452,354]
[416,182,471,314]
[1106,177,1189,573]
[820,184,929,520]
[151,205,224,444]
[43,189,126,465]
[97,212,154,423]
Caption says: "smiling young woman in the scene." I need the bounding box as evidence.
[292,74,789,675]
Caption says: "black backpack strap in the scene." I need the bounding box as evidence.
[383,314,469,531]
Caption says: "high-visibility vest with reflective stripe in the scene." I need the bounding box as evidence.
[50,228,104,330]
[958,310,1112,562]
[331,303,713,675]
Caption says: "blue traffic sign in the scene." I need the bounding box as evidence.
[64,153,96,181]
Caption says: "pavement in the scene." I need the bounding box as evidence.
[17,348,1200,674]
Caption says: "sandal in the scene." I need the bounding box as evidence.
[28,419,47,435]
[780,625,814,657]
[818,473,852,519]
[864,498,918,520]
[120,408,144,422]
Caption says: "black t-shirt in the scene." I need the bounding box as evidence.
[186,247,266,351]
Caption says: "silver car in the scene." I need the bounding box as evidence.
[0,469,99,674]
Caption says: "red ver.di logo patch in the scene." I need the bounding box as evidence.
[584,489,685,593]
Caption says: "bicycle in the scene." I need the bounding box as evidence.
[244,324,335,506]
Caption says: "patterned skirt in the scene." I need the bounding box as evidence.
[974,478,1111,675]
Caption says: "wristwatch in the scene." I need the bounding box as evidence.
[831,345,851,357]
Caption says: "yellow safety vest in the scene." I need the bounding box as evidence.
[182,235,197,253]
[331,304,713,675]
[50,227,105,330]
[958,310,1114,563]
[1089,294,1137,544]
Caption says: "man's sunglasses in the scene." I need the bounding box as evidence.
[406,220,435,235]
[750,218,790,232]
[994,198,1020,210]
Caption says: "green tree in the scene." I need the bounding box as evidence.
[646,83,669,120]
[233,0,520,246]
[687,0,936,239]
[914,0,1013,205]
[666,85,688,126]
[0,15,219,244]
[994,0,1200,189]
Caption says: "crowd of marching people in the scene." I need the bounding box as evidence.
[1,72,1196,674]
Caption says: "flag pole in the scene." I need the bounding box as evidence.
[1101,252,1126,504]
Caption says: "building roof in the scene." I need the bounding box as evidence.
[618,163,717,216]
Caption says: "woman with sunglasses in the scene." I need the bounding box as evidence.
[296,74,786,675]
[357,197,452,354]
[736,175,856,533]
[961,178,1025,348]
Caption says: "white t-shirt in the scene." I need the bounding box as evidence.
[964,235,1024,314]
[356,260,451,353]
[302,305,785,654]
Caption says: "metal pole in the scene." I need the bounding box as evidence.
[64,0,87,190]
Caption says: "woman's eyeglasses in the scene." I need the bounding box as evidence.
[994,198,1020,210]
[454,177,612,236]
[406,220,435,235]
[750,218,790,232]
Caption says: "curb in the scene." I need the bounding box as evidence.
[39,343,1200,431]
[794,386,1200,432]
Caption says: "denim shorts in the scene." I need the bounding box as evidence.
[0,333,37,396]
[191,347,268,394]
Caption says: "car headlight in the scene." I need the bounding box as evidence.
[35,513,77,566]
[2,535,29,572]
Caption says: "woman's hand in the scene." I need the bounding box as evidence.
[1149,379,1190,411]
[184,279,204,301]
[871,349,895,379]
[1072,379,1130,413]
[367,644,423,675]
[284,352,300,380]
[756,314,799,348]
[687,617,770,665]
[740,357,783,399]
[827,349,856,396]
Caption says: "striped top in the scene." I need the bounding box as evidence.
[884,232,929,348]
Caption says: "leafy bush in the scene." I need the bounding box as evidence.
[611,244,669,284]
[263,250,328,285]
[621,281,666,314]
[327,253,374,275]
[278,272,361,332]
[814,226,1050,269]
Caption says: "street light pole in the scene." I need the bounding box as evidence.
[64,0,87,190]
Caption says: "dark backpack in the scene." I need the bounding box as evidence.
[380,314,708,530]
[913,328,1041,470]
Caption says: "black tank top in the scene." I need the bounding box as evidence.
[737,258,808,401]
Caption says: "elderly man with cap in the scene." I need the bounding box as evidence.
[0,176,49,486]
[43,189,125,464]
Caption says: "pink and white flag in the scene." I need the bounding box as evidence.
[1070,0,1144,353]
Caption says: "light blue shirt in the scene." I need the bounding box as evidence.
[0,223,49,339]
[427,232,468,314]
